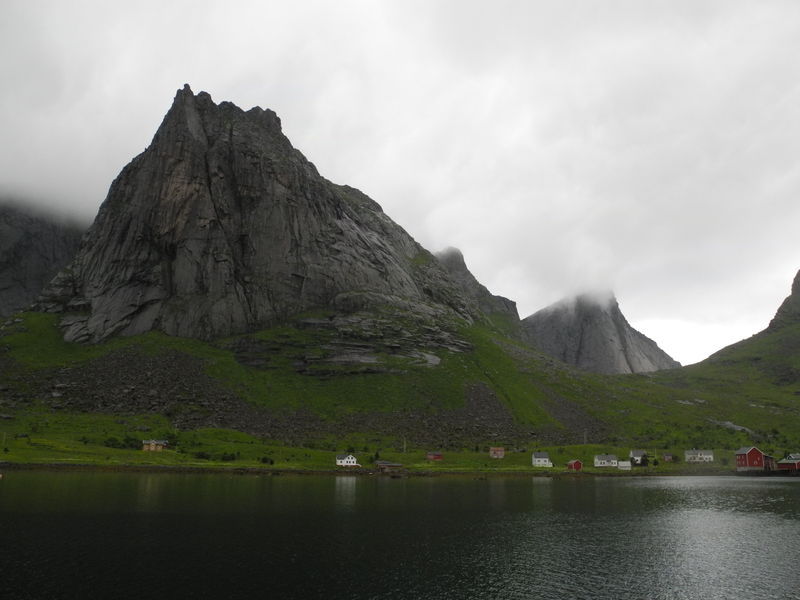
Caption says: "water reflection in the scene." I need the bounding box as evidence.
[3,474,800,599]
[333,475,356,510]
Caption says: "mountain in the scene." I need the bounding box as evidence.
[38,85,472,343]
[769,269,800,330]
[435,247,519,323]
[0,202,84,318]
[520,292,680,374]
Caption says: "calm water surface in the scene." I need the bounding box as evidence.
[2,472,800,599]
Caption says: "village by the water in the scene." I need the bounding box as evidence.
[340,447,800,474]
[128,438,800,475]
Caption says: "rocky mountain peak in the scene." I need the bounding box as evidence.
[38,86,473,342]
[435,247,519,321]
[768,269,800,330]
[520,291,680,374]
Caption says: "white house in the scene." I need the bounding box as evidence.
[629,450,647,465]
[617,460,632,471]
[531,452,553,467]
[335,454,360,467]
[684,449,714,463]
[594,454,618,467]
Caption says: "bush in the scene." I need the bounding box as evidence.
[194,451,211,460]
[220,452,236,461]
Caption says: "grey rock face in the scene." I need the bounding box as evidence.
[768,269,800,330]
[435,247,519,320]
[39,85,472,342]
[0,202,84,317]
[520,292,680,374]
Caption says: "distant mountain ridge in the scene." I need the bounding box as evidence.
[520,292,680,374]
[0,202,84,318]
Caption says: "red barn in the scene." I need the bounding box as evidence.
[426,451,443,461]
[566,459,583,472]
[735,446,775,472]
[777,453,800,472]
[489,447,505,459]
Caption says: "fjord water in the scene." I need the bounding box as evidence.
[2,473,800,599]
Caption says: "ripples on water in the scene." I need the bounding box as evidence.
[2,474,800,599]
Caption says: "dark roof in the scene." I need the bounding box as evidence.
[735,446,758,454]
[630,450,647,457]
[336,454,355,460]
[142,439,169,444]
[532,452,550,458]
[685,449,713,455]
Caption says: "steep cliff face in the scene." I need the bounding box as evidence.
[435,247,519,321]
[39,85,472,342]
[0,202,84,317]
[520,292,680,374]
[768,269,800,330]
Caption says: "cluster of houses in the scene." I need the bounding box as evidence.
[334,446,800,474]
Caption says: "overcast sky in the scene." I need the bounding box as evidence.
[2,0,799,365]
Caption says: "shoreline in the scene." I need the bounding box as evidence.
[0,460,740,478]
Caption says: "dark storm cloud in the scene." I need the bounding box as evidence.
[1,0,799,364]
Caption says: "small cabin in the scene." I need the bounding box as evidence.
[426,451,443,461]
[629,450,648,466]
[142,439,168,452]
[735,446,775,472]
[617,460,632,471]
[685,449,714,463]
[777,453,800,472]
[336,454,360,467]
[531,452,553,467]
[374,460,403,473]
[594,454,618,468]
[662,453,674,462]
[566,459,583,472]
[489,447,505,459]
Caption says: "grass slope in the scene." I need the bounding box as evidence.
[1,311,800,469]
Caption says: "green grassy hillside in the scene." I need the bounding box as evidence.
[1,310,799,470]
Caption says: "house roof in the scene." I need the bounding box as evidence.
[685,449,713,455]
[735,447,758,454]
[142,439,169,444]
[567,459,582,464]
[630,450,647,457]
[336,454,355,460]
[787,453,800,460]
[532,452,550,458]
[595,454,618,461]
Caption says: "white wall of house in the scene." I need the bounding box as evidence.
[336,455,358,466]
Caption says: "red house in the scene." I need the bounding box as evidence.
[426,451,443,461]
[735,446,776,472]
[777,453,800,472]
[566,459,583,472]
[489,447,505,459]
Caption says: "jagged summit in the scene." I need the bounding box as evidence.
[520,292,680,374]
[769,269,800,330]
[39,86,472,342]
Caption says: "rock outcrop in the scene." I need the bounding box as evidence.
[520,292,680,374]
[435,247,519,321]
[38,85,473,342]
[0,202,84,317]
[768,269,800,330]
